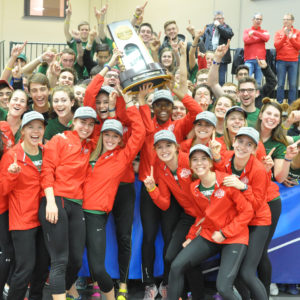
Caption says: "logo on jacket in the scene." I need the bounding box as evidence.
[214,188,225,198]
[240,176,249,184]
[168,124,175,132]
[180,168,191,178]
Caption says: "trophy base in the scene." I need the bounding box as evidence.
[120,63,171,94]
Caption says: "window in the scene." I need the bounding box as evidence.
[24,0,66,18]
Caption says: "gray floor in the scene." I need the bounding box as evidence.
[41,282,300,299]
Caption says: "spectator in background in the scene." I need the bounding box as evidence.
[274,14,300,104]
[202,11,234,86]
[74,84,86,106]
[236,65,250,81]
[243,13,270,86]
[0,80,13,110]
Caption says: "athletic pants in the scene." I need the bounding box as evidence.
[258,199,282,297]
[164,212,206,300]
[0,211,14,300]
[112,182,135,284]
[235,225,270,300]
[39,197,86,294]
[168,236,247,300]
[140,184,181,285]
[7,226,49,300]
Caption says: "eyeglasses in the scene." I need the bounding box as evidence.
[239,88,256,94]
[105,73,119,79]
[283,19,292,21]
[255,18,262,21]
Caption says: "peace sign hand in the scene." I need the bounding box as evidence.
[144,166,156,191]
[8,153,21,174]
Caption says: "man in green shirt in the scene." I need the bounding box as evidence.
[237,77,261,128]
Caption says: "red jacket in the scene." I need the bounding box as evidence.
[84,74,136,183]
[0,122,15,215]
[243,26,270,60]
[83,106,146,213]
[0,143,43,230]
[148,151,201,217]
[214,152,271,226]
[274,27,300,61]
[41,130,95,200]
[187,171,253,245]
[139,94,202,181]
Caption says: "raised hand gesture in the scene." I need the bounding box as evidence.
[11,41,27,58]
[8,153,21,174]
[144,166,156,191]
[65,1,72,17]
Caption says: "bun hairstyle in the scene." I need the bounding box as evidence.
[257,97,288,146]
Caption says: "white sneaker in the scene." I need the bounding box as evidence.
[143,284,158,300]
[158,282,168,300]
[270,283,279,296]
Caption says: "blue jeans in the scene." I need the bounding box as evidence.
[219,63,228,86]
[276,60,298,104]
[245,59,263,86]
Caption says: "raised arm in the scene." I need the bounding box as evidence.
[21,50,55,75]
[131,1,147,27]
[94,4,108,41]
[64,2,72,42]
[207,40,230,98]
[1,42,26,81]
[189,28,205,70]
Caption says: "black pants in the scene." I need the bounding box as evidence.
[140,184,182,285]
[235,225,270,300]
[0,211,14,300]
[112,182,135,284]
[165,212,206,300]
[39,197,86,294]
[168,236,247,300]
[258,199,282,297]
[7,226,49,300]
[85,212,114,293]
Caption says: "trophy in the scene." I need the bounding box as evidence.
[107,20,170,93]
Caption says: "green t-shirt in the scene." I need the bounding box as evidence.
[67,39,97,79]
[101,37,114,52]
[26,148,43,172]
[37,64,48,75]
[231,162,243,177]
[65,197,82,205]
[198,183,215,200]
[246,108,260,128]
[287,166,300,184]
[44,118,71,141]
[263,138,286,159]
[0,107,8,121]
[216,132,223,138]
[292,136,300,143]
[189,65,198,84]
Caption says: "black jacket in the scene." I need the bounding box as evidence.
[202,23,234,64]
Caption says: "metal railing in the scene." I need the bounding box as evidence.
[9,41,67,63]
[0,40,5,74]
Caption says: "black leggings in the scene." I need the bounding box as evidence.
[164,212,206,300]
[7,227,49,300]
[39,197,86,294]
[112,182,135,284]
[258,199,282,297]
[85,212,114,293]
[168,236,247,300]
[235,225,270,300]
[0,211,14,300]
[140,184,182,285]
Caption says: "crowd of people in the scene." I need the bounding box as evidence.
[0,1,300,300]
